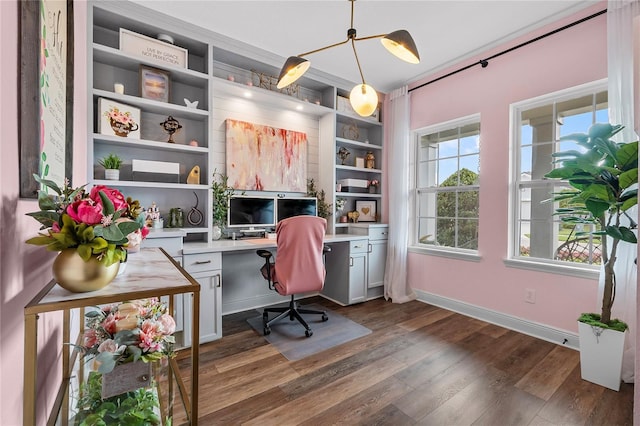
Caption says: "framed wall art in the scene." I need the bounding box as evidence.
[20,0,74,198]
[355,200,377,222]
[120,28,188,69]
[98,98,141,139]
[226,119,307,192]
[140,65,170,102]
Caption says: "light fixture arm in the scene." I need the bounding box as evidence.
[350,38,367,85]
[297,38,350,58]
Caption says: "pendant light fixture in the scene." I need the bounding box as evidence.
[276,0,420,117]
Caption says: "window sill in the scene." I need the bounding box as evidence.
[503,258,599,280]
[408,246,482,262]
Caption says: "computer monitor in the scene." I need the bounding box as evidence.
[227,196,276,230]
[276,197,318,223]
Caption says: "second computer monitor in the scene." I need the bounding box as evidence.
[277,197,318,223]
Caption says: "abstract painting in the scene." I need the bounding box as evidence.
[226,119,307,191]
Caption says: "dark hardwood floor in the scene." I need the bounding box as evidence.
[174,297,633,425]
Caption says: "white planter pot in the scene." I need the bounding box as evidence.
[104,169,120,180]
[578,321,626,391]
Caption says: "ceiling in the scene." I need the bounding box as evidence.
[131,0,600,93]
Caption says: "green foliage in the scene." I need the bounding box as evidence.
[435,168,479,249]
[307,179,332,219]
[75,371,162,426]
[578,313,628,332]
[211,170,244,227]
[544,123,638,325]
[99,153,123,170]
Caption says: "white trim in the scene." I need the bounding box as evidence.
[408,246,481,262]
[414,289,579,350]
[503,258,599,280]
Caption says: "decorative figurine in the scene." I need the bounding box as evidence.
[160,115,182,143]
[337,146,350,165]
[365,151,376,169]
[184,98,199,109]
[347,210,360,223]
[187,165,200,184]
[187,191,204,226]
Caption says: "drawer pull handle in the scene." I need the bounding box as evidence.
[194,260,212,265]
[353,245,363,249]
[350,257,353,266]
[368,243,372,253]
[381,232,388,235]
[214,274,222,288]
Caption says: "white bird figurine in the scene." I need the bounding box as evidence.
[184,98,199,109]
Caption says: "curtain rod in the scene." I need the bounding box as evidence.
[408,8,607,93]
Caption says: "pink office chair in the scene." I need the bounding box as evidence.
[257,215,329,337]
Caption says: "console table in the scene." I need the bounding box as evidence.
[23,248,200,425]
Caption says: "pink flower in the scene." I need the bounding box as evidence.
[84,329,98,348]
[158,314,176,335]
[97,339,119,353]
[102,313,118,335]
[66,198,103,225]
[90,186,128,212]
[139,319,163,352]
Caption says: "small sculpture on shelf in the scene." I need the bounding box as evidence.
[337,146,350,165]
[145,202,162,228]
[187,191,204,226]
[160,115,182,143]
[365,151,376,169]
[347,210,360,223]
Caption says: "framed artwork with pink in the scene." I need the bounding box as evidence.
[225,119,307,192]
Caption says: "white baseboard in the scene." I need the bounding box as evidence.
[414,289,579,351]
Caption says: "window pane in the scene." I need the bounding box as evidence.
[460,134,479,155]
[437,158,458,186]
[418,217,436,245]
[459,155,480,178]
[458,219,478,250]
[458,190,479,218]
[436,218,456,247]
[438,139,458,159]
[418,191,436,217]
[520,146,532,174]
[436,191,456,217]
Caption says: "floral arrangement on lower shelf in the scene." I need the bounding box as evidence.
[79,298,176,374]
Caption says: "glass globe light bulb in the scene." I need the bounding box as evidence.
[349,84,378,117]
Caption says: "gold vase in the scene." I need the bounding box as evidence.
[52,249,120,293]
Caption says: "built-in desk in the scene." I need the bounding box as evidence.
[177,234,378,347]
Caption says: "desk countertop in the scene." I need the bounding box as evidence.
[182,233,368,255]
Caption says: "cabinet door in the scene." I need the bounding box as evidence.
[368,240,387,288]
[182,270,222,346]
[349,253,367,303]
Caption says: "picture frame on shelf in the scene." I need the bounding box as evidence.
[355,157,365,168]
[98,97,141,140]
[140,65,170,103]
[119,28,188,69]
[355,200,376,222]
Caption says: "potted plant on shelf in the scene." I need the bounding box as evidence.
[211,170,240,240]
[99,153,123,180]
[368,179,379,194]
[544,123,637,391]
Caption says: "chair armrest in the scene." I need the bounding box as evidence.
[256,249,273,260]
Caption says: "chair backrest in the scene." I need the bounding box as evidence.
[273,215,327,296]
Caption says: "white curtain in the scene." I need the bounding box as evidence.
[605,0,640,383]
[383,86,416,303]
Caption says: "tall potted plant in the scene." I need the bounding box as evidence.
[544,123,637,390]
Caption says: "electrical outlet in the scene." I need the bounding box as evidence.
[525,288,536,304]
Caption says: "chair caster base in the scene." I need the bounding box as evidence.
[322,314,328,321]
[264,326,271,336]
[305,329,313,337]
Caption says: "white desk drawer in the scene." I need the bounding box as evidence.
[369,227,389,241]
[350,240,368,253]
[142,237,183,258]
[183,252,222,273]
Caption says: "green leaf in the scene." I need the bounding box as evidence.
[33,174,62,195]
[76,244,93,261]
[592,137,619,163]
[605,226,624,240]
[117,221,140,236]
[100,223,125,242]
[26,211,59,228]
[560,132,589,145]
[98,191,115,216]
[621,196,637,212]
[619,227,638,244]
[545,167,580,179]
[617,141,638,170]
[619,168,638,190]
[584,199,609,218]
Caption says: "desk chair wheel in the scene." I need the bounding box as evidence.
[305,329,313,337]
[264,325,271,336]
[322,313,328,322]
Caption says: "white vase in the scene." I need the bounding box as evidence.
[212,225,222,240]
[105,169,120,180]
[578,321,626,391]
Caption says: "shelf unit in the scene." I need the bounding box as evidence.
[90,6,213,242]
[320,108,384,234]
[89,1,385,242]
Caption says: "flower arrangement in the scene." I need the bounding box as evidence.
[368,179,379,188]
[335,197,347,213]
[105,106,137,128]
[81,298,176,374]
[26,174,148,267]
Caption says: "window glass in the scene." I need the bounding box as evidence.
[415,117,481,252]
[512,82,607,267]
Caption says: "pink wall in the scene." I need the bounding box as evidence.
[0,1,87,424]
[407,3,607,333]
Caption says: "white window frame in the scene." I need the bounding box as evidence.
[409,114,482,261]
[505,79,607,279]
